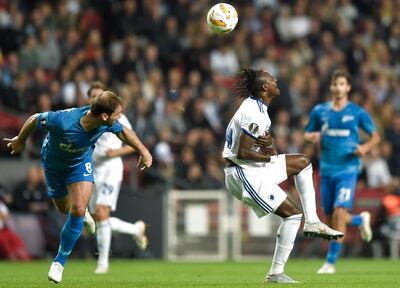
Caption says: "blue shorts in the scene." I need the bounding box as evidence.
[320,172,358,215]
[43,161,94,199]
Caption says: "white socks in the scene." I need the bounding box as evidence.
[269,214,302,275]
[97,217,141,267]
[109,217,140,236]
[294,164,320,224]
[97,220,111,268]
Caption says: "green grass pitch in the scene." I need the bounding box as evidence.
[0,259,399,287]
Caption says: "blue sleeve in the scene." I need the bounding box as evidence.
[358,109,375,135]
[305,108,320,132]
[108,120,123,134]
[36,111,61,131]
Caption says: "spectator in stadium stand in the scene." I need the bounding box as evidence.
[0,184,31,261]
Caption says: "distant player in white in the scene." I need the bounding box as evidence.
[223,69,343,284]
[87,82,148,274]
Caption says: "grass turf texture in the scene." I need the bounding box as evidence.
[0,259,399,287]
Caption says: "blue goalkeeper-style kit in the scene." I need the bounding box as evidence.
[305,101,376,214]
[36,106,123,198]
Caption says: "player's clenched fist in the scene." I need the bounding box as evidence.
[3,136,26,155]
[137,152,153,170]
[257,132,274,147]
[256,132,277,156]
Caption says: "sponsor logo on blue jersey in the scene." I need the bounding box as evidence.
[59,143,88,153]
[306,102,376,176]
[341,115,354,123]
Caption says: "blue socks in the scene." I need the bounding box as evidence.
[325,215,361,265]
[350,214,362,227]
[326,241,342,264]
[54,213,84,266]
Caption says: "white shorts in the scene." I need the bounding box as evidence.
[224,155,288,218]
[89,166,122,213]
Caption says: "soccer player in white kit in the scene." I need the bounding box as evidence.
[222,69,344,283]
[87,82,148,274]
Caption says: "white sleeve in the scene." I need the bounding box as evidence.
[238,107,262,140]
[119,114,132,130]
[92,142,108,160]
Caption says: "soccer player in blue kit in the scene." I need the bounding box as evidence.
[3,91,152,283]
[305,70,380,274]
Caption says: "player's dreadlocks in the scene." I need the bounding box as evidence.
[233,68,267,98]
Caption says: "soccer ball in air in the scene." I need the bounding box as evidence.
[207,3,238,34]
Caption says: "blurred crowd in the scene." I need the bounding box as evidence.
[0,0,400,258]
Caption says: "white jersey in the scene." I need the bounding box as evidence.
[222,96,271,167]
[222,96,288,217]
[92,113,132,181]
[89,113,132,212]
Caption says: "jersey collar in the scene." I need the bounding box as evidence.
[250,96,268,113]
[329,100,350,112]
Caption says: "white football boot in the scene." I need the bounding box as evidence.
[48,262,64,283]
[317,262,336,274]
[95,265,109,274]
[84,208,96,236]
[133,220,149,250]
[265,273,300,283]
[303,222,344,240]
[359,211,373,242]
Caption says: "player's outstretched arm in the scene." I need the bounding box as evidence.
[3,114,38,155]
[117,125,152,170]
[105,146,136,159]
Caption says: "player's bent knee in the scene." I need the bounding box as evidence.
[286,154,312,176]
[95,205,110,222]
[70,205,86,217]
[299,154,311,169]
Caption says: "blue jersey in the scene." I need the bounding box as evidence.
[36,106,123,173]
[305,101,376,176]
